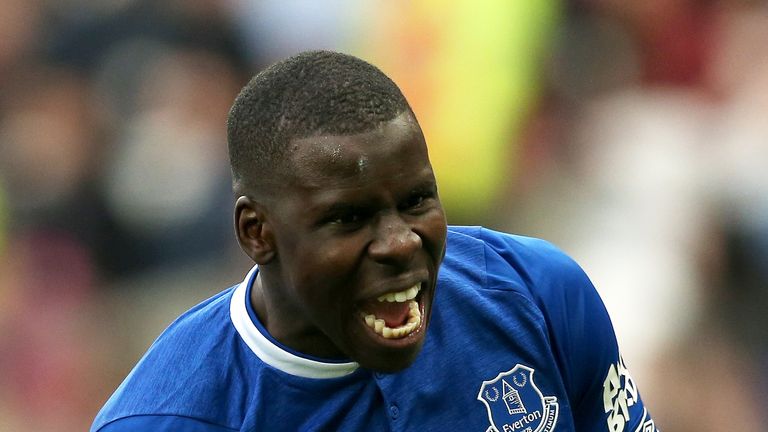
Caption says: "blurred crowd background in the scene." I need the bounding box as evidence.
[1,0,767,430]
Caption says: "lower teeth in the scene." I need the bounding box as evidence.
[362,300,421,339]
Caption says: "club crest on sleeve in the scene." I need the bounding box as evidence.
[478,364,558,432]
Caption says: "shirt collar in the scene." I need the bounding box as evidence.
[229,265,360,379]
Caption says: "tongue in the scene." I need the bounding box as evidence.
[364,301,411,327]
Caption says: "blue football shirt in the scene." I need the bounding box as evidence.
[92,226,658,431]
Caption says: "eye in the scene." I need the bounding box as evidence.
[406,194,425,208]
[402,189,435,211]
[330,211,362,225]
[321,206,370,231]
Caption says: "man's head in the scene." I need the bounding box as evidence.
[227,50,411,195]
[227,51,447,372]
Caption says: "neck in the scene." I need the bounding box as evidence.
[250,270,347,360]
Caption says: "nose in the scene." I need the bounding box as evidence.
[368,213,422,266]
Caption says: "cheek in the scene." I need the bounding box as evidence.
[293,235,367,294]
[421,210,448,257]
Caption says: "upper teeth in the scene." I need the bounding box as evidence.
[377,284,420,302]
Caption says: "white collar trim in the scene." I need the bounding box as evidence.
[229,265,359,379]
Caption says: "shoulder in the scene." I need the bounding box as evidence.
[446,226,575,268]
[444,225,588,297]
[92,286,254,432]
[442,226,606,344]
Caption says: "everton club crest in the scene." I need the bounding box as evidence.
[477,364,559,432]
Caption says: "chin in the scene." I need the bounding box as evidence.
[355,340,425,373]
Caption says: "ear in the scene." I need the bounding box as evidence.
[234,196,276,264]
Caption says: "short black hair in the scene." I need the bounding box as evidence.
[227,50,413,192]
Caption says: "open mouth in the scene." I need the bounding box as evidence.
[359,283,423,339]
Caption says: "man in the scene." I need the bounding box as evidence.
[92,51,658,431]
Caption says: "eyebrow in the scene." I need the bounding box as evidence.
[409,179,438,193]
[321,202,365,215]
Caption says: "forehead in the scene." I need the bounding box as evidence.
[286,113,429,187]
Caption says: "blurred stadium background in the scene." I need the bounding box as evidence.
[1,0,767,430]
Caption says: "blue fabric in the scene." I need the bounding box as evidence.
[92,226,657,431]
[98,415,238,431]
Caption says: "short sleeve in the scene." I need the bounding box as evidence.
[479,228,659,432]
